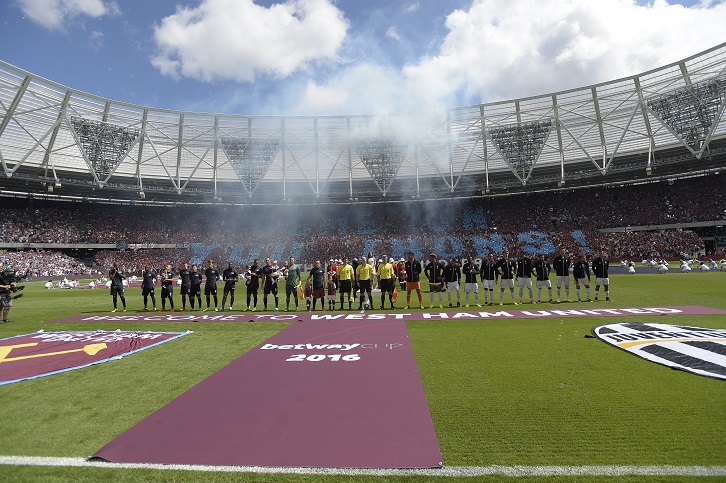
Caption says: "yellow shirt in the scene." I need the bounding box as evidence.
[378,262,395,280]
[356,264,373,281]
[337,264,354,281]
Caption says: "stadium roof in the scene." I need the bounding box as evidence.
[1,42,725,204]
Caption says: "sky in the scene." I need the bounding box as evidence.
[0,0,724,116]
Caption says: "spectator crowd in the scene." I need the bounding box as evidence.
[1,173,721,275]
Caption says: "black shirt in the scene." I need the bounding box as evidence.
[142,270,157,290]
[462,261,479,283]
[161,270,175,288]
[496,258,517,279]
[247,264,261,288]
[204,267,219,286]
[262,265,278,287]
[309,266,325,290]
[443,263,461,283]
[404,260,422,283]
[190,270,203,286]
[424,261,444,284]
[480,259,499,281]
[109,269,124,288]
[223,267,239,287]
[516,257,534,278]
[573,261,591,279]
[592,257,609,278]
[553,255,571,277]
[179,268,191,287]
[532,259,551,281]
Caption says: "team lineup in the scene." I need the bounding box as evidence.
[103,249,613,313]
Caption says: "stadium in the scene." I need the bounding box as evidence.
[0,35,725,482]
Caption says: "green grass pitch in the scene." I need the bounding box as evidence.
[0,272,724,482]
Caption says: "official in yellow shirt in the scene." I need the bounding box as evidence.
[355,258,373,310]
[337,258,354,309]
[377,255,396,310]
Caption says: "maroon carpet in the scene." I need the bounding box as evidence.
[94,319,442,468]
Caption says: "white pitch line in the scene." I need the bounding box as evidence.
[1,456,725,477]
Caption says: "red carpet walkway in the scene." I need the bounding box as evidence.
[94,319,443,468]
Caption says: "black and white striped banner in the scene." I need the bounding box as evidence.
[592,323,726,381]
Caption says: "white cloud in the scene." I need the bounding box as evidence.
[150,0,349,82]
[403,0,726,104]
[276,0,726,116]
[17,0,119,30]
[386,26,400,42]
[403,2,420,14]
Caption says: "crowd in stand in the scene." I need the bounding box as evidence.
[0,173,722,275]
[0,250,95,277]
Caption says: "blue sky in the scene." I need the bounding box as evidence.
[0,0,724,116]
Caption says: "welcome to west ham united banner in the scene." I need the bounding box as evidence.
[0,330,189,385]
[592,323,726,381]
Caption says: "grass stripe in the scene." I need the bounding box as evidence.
[1,456,725,477]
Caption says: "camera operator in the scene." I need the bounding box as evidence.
[0,265,20,324]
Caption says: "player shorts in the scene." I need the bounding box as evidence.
[224,283,236,293]
[429,282,443,292]
[286,284,297,297]
[264,282,278,295]
[204,284,217,296]
[556,275,570,287]
[190,284,201,296]
[0,293,12,308]
[141,287,155,297]
[464,282,479,293]
[312,288,325,299]
[595,277,609,286]
[536,279,552,289]
[380,278,394,293]
[180,285,191,295]
[518,277,532,288]
[406,282,420,291]
[339,279,352,293]
[500,278,515,289]
[161,285,173,298]
[110,285,124,296]
[576,277,590,286]
[482,279,495,290]
[446,280,460,292]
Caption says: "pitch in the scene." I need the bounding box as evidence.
[0,271,724,482]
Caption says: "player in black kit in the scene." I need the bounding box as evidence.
[160,264,175,311]
[221,262,239,311]
[262,257,281,311]
[109,264,126,312]
[178,262,192,311]
[552,248,572,303]
[141,266,157,311]
[495,250,518,305]
[204,259,220,311]
[516,250,535,304]
[480,253,499,306]
[246,259,261,311]
[189,264,204,311]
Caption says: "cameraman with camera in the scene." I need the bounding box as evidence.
[0,265,22,324]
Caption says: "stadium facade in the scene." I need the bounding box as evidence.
[0,43,725,204]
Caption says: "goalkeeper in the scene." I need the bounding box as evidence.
[285,256,301,311]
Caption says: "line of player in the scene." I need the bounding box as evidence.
[104,248,612,313]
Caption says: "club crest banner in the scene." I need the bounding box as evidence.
[0,330,189,386]
[592,322,726,380]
